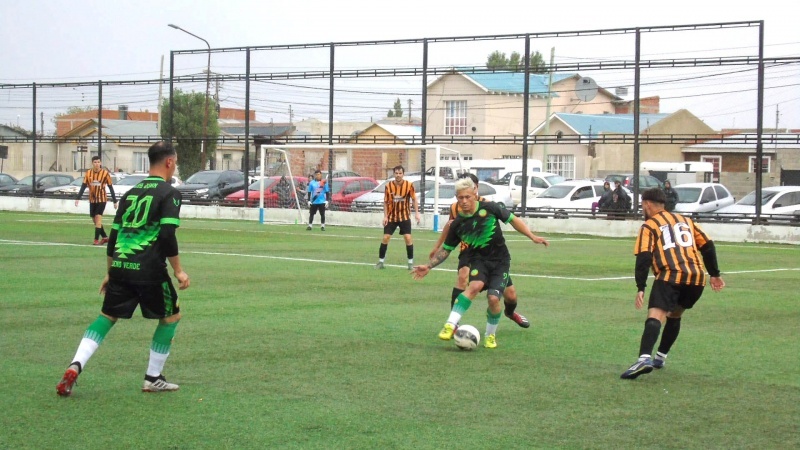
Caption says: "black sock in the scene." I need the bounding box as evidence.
[657,317,682,355]
[504,300,517,316]
[100,226,107,238]
[94,228,100,240]
[406,244,413,260]
[379,243,388,259]
[451,288,464,309]
[638,318,662,357]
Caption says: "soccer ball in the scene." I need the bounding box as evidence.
[453,325,480,350]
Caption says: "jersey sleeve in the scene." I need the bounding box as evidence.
[691,219,711,249]
[448,202,458,220]
[442,219,461,251]
[485,201,513,223]
[160,187,182,228]
[634,223,655,255]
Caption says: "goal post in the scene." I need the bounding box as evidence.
[258,144,464,230]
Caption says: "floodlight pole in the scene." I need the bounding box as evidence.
[168,24,211,170]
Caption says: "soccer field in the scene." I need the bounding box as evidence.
[1,211,798,449]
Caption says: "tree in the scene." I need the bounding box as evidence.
[485,50,547,73]
[159,89,220,180]
[388,98,403,118]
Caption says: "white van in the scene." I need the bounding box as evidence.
[507,171,566,206]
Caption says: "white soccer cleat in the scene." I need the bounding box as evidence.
[142,374,180,392]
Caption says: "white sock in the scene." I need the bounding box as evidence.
[638,354,651,361]
[446,312,462,325]
[146,350,170,377]
[655,351,667,361]
[379,258,385,263]
[408,259,413,264]
[72,338,100,369]
[485,323,498,336]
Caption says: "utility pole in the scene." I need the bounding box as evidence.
[289,105,293,124]
[157,55,164,133]
[407,99,413,124]
[542,47,555,171]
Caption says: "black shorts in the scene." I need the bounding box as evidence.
[648,280,704,312]
[102,277,180,319]
[89,202,107,217]
[384,219,412,236]
[467,259,510,297]
[458,252,514,288]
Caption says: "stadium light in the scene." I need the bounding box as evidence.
[168,23,211,170]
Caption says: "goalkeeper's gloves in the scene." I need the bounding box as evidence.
[307,200,312,207]
[324,201,329,208]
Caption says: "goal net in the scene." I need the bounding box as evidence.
[257,144,466,230]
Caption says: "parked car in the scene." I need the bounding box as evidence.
[423,181,514,214]
[604,173,663,190]
[45,172,130,198]
[321,170,360,179]
[716,186,800,221]
[224,176,309,208]
[112,174,181,198]
[351,175,445,212]
[0,173,74,194]
[523,179,607,217]
[508,171,567,206]
[672,183,735,214]
[177,170,246,202]
[0,173,19,188]
[329,177,379,211]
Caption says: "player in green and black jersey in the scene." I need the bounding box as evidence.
[412,177,549,349]
[57,142,191,396]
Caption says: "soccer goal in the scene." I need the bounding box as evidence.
[257,144,466,230]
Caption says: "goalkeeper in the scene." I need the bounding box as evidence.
[306,170,331,231]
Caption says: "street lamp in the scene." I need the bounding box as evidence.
[168,23,211,170]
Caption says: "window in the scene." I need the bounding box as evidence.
[773,192,800,208]
[72,150,99,171]
[546,155,575,179]
[701,155,721,182]
[444,100,467,135]
[700,187,716,203]
[531,177,549,189]
[713,185,730,200]
[749,156,770,173]
[222,153,232,170]
[133,152,149,172]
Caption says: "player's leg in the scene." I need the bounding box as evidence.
[655,285,702,368]
[57,280,133,396]
[452,262,470,308]
[482,261,507,348]
[319,204,326,231]
[621,281,674,379]
[307,204,317,230]
[503,278,530,328]
[376,223,396,269]
[400,220,414,269]
[139,281,182,392]
[439,262,485,340]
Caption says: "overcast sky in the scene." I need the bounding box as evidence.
[2,0,798,132]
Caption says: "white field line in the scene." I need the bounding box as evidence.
[1,238,797,282]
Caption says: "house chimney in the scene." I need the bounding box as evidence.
[119,105,129,120]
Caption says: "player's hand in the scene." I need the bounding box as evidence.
[415,212,421,225]
[307,201,312,207]
[634,291,645,310]
[324,201,329,208]
[74,200,79,207]
[532,236,549,247]
[99,274,110,295]
[383,217,389,226]
[410,265,430,280]
[174,270,190,290]
[113,201,118,210]
[709,276,725,292]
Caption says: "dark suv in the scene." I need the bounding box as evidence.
[177,170,246,202]
[604,173,663,190]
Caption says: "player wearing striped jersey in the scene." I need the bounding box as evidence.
[429,173,530,328]
[376,165,421,270]
[75,156,118,245]
[57,142,190,396]
[621,188,725,380]
[412,177,548,349]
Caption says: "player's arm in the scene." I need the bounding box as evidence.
[698,241,725,291]
[508,215,549,247]
[161,224,190,289]
[430,219,453,258]
[75,182,88,206]
[411,246,452,280]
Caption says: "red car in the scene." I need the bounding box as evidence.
[329,177,379,211]
[224,176,308,208]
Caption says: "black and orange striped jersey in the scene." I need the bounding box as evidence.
[449,196,486,252]
[81,169,114,203]
[634,210,711,286]
[384,179,416,222]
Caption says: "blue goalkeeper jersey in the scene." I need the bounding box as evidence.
[307,179,329,204]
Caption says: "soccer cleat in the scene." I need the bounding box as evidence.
[142,374,180,392]
[375,261,384,269]
[56,363,81,397]
[100,237,109,245]
[484,334,497,349]
[438,323,455,340]
[321,225,325,231]
[506,312,531,328]
[620,359,654,380]
[407,262,413,270]
[653,354,666,369]
[93,239,100,245]
[306,225,312,231]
